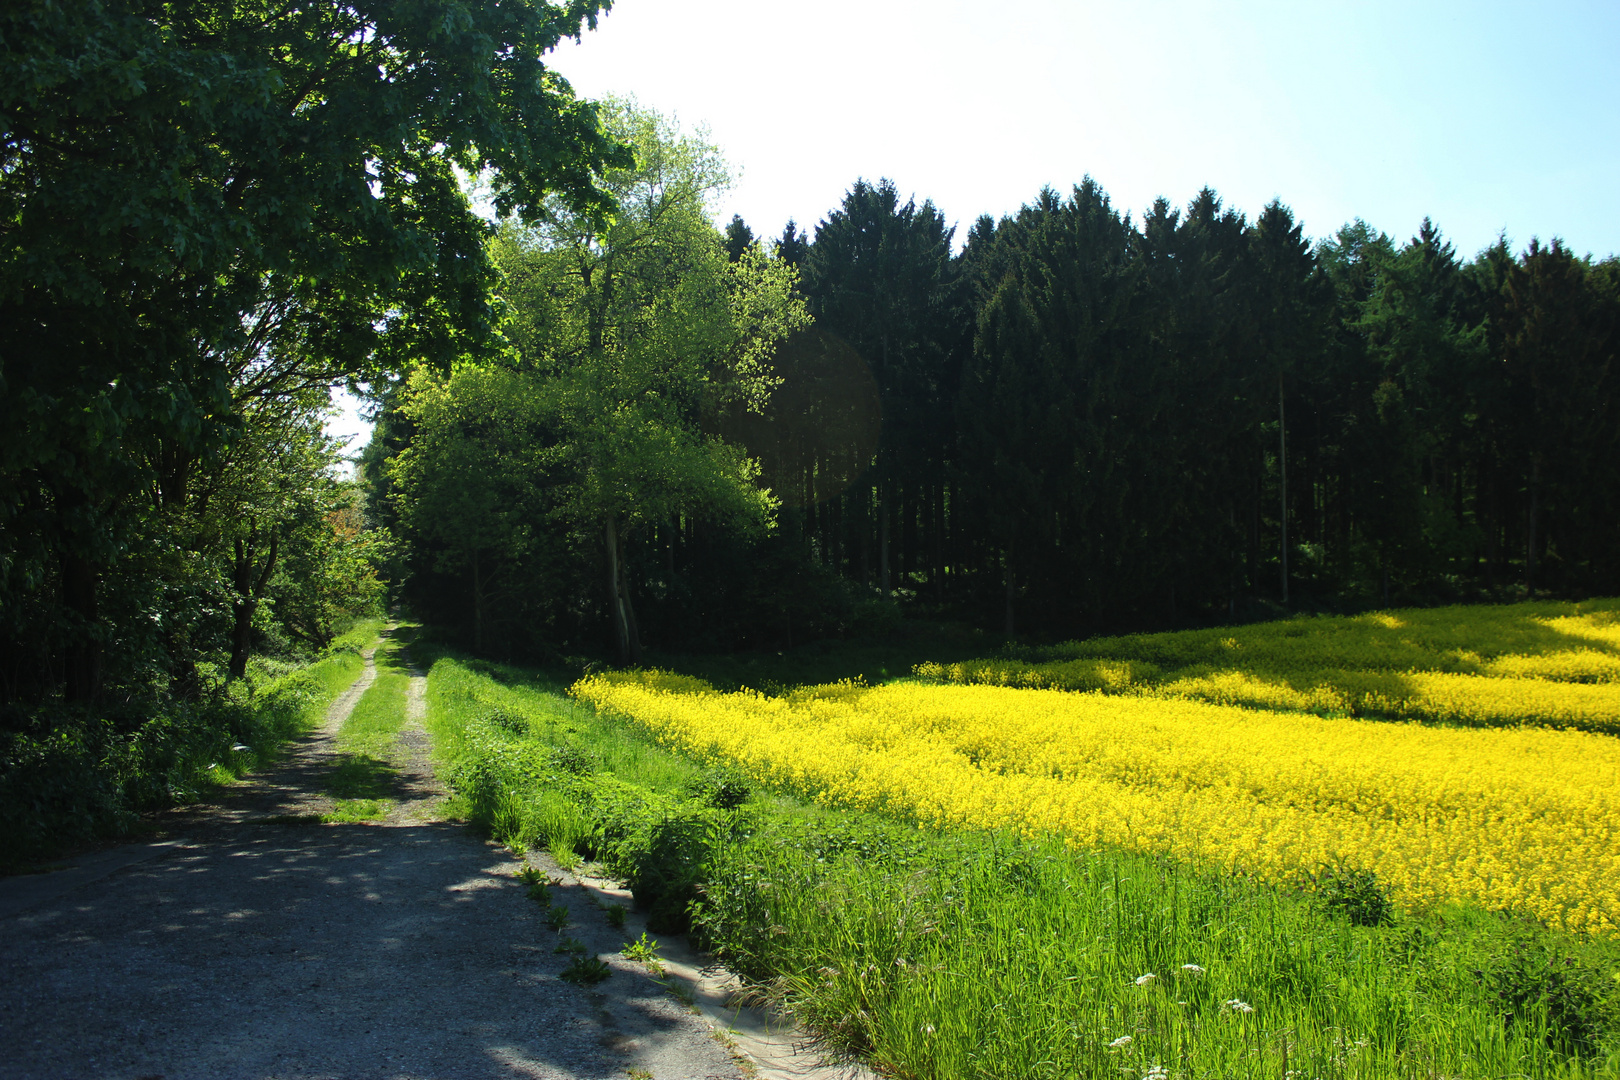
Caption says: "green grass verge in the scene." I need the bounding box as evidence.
[321,628,412,822]
[420,647,1620,1080]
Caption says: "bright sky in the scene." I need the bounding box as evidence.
[554,0,1619,260]
[330,0,1620,454]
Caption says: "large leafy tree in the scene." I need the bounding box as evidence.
[388,363,560,654]
[394,102,807,663]
[1,0,624,702]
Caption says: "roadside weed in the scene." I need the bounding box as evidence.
[623,932,665,975]
[321,798,388,823]
[559,955,612,986]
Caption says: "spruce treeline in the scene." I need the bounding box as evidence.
[376,175,1619,654]
[753,179,1618,638]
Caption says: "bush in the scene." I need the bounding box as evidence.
[1313,865,1396,927]
[1487,934,1618,1057]
[0,647,345,867]
[0,718,132,864]
[684,765,752,810]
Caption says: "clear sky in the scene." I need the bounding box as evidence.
[330,0,1620,453]
[550,0,1620,260]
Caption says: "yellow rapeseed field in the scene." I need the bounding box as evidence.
[915,600,1620,732]
[573,672,1620,935]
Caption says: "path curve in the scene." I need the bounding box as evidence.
[0,630,744,1080]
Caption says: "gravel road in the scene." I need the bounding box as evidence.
[0,637,745,1080]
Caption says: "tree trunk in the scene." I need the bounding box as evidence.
[859,485,871,588]
[605,513,641,664]
[879,476,891,594]
[60,550,102,704]
[1278,374,1289,606]
[1003,552,1016,636]
[932,480,946,605]
[1526,458,1541,598]
[230,531,279,678]
[1249,467,1261,596]
[1479,467,1497,590]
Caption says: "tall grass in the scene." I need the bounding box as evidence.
[423,653,705,866]
[425,650,1620,1079]
[704,825,1620,1079]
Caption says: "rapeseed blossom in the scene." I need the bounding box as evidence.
[573,668,1620,935]
[914,599,1620,733]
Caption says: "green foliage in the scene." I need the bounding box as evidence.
[1485,932,1619,1058]
[549,745,598,777]
[621,932,665,975]
[684,766,753,810]
[382,100,810,662]
[0,632,372,865]
[1312,866,1396,928]
[321,799,388,823]
[325,757,395,802]
[0,0,619,749]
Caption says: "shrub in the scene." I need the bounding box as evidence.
[1314,866,1396,927]
[684,765,752,810]
[0,647,341,866]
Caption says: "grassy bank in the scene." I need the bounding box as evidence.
[0,620,381,866]
[423,648,1620,1079]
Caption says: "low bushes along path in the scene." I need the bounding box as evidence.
[0,631,770,1080]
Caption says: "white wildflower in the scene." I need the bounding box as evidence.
[1180,963,1205,975]
[1108,1035,1134,1050]
[1135,972,1157,987]
[1144,1066,1169,1080]
[1223,998,1255,1014]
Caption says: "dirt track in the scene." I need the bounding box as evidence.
[0,637,746,1080]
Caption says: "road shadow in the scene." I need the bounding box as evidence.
[0,821,727,1080]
